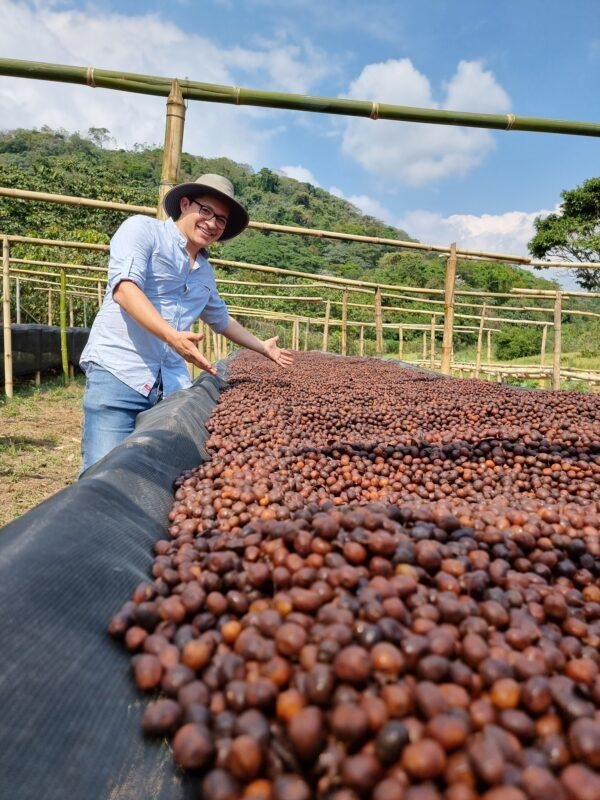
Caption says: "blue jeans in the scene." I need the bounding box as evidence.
[81,363,162,474]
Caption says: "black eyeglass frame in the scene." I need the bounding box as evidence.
[188,199,229,229]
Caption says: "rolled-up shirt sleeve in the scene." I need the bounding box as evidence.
[199,288,230,334]
[107,215,155,291]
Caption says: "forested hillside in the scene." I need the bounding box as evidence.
[0,127,555,290]
[2,127,597,367]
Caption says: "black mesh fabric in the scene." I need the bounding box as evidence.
[0,364,231,800]
[0,324,90,378]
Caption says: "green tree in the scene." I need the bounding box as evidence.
[529,177,600,291]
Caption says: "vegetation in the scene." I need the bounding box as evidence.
[529,177,600,291]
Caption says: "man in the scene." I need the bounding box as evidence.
[80,173,293,472]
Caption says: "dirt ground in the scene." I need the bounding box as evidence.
[0,375,85,527]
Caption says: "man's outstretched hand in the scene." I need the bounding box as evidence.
[167,330,217,375]
[262,336,294,367]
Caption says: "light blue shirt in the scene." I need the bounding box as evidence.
[80,215,230,397]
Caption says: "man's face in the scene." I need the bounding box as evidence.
[176,193,230,250]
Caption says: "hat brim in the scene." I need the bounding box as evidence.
[163,182,249,242]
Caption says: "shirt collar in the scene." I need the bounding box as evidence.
[166,217,188,249]
[165,217,209,268]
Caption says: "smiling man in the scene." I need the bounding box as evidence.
[79,173,293,472]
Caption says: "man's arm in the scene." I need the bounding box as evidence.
[223,317,293,367]
[113,281,217,374]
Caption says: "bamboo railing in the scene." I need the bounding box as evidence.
[2,233,599,396]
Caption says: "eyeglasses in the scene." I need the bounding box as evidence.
[189,199,228,230]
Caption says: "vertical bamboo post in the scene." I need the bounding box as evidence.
[341,288,348,356]
[35,370,41,387]
[59,268,69,384]
[422,331,427,364]
[398,325,404,360]
[97,281,102,308]
[69,295,74,327]
[374,287,383,356]
[157,80,186,219]
[486,329,491,364]
[304,320,310,351]
[15,276,21,324]
[47,289,53,325]
[440,243,457,374]
[83,300,88,328]
[211,331,219,360]
[291,318,298,350]
[322,299,331,352]
[2,237,13,397]
[540,324,548,367]
[430,315,436,369]
[359,325,365,356]
[475,303,487,379]
[539,323,548,388]
[553,291,562,391]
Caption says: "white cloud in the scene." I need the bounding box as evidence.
[396,206,580,288]
[341,58,511,186]
[329,185,391,222]
[278,165,320,185]
[0,0,332,163]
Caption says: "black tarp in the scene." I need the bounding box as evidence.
[0,324,90,379]
[0,362,231,800]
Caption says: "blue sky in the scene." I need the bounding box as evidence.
[0,0,598,285]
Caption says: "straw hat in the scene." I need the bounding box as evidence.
[163,173,249,241]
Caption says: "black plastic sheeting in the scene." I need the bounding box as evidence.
[0,362,232,800]
[0,324,90,379]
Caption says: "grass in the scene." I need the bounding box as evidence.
[0,373,85,527]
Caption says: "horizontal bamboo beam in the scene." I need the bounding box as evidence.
[7,234,110,251]
[10,257,105,274]
[220,293,324,302]
[9,266,105,284]
[2,188,598,270]
[511,287,600,299]
[1,58,598,137]
[228,304,495,333]
[14,274,98,298]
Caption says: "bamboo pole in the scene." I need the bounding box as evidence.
[59,268,68,384]
[322,299,331,352]
[422,331,427,363]
[539,323,549,388]
[374,288,383,356]
[2,237,13,397]
[10,257,106,275]
[69,295,74,327]
[430,315,436,369]
[475,303,487,379]
[440,243,457,374]
[2,58,599,137]
[48,290,53,325]
[359,325,365,356]
[303,321,310,351]
[398,325,404,360]
[14,275,21,324]
[553,292,562,391]
[341,289,348,356]
[158,80,186,220]
[292,318,300,350]
[540,324,548,369]
[486,330,492,364]
[83,300,87,328]
[97,281,102,308]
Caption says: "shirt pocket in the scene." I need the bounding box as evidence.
[148,251,187,297]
